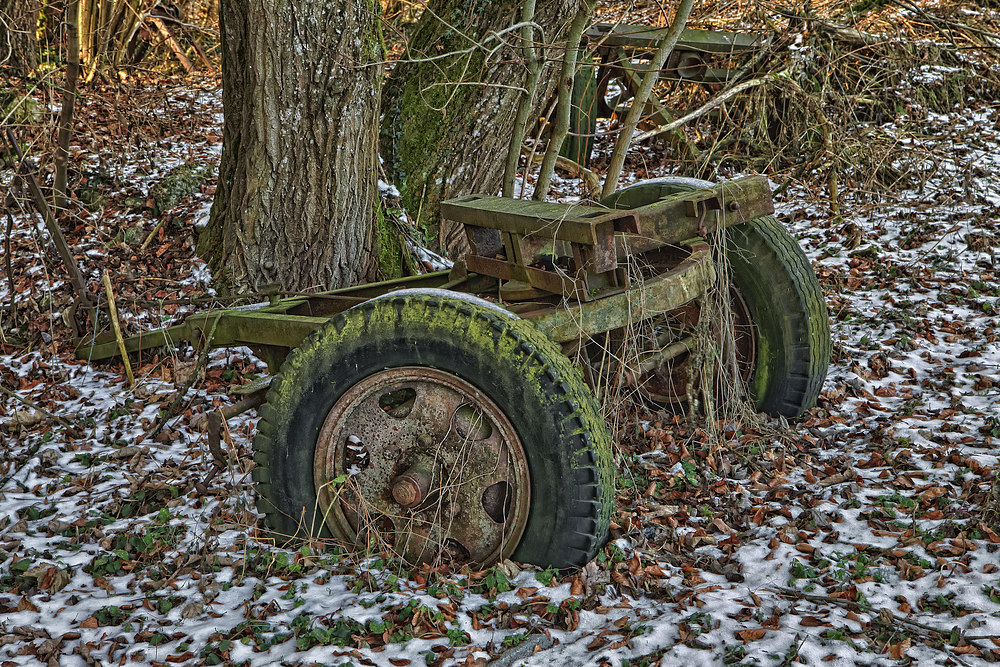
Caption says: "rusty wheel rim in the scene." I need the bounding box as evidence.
[314,367,530,566]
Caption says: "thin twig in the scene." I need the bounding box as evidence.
[103,269,135,387]
[533,0,596,200]
[502,0,542,198]
[3,200,16,330]
[54,0,80,211]
[143,317,219,441]
[601,0,695,198]
[634,74,780,143]
[5,129,93,310]
[0,384,76,428]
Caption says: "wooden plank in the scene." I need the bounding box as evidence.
[76,310,332,361]
[588,24,759,53]
[527,241,716,342]
[466,255,592,300]
[605,176,774,250]
[441,195,638,246]
[76,313,217,361]
[212,311,331,349]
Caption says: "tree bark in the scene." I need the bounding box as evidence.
[380,0,580,257]
[200,0,383,292]
[602,0,695,198]
[0,0,39,76]
[54,0,80,211]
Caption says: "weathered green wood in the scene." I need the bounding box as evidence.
[80,178,771,365]
[76,271,458,361]
[77,310,332,361]
[279,270,455,317]
[78,312,221,361]
[527,241,715,342]
[616,61,734,85]
[588,24,759,53]
[209,311,331,348]
[605,176,774,253]
[440,195,638,246]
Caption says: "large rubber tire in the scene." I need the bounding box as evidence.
[603,178,830,417]
[725,215,830,417]
[252,292,614,569]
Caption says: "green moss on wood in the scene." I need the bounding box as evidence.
[382,49,484,240]
[380,0,522,251]
[374,198,403,280]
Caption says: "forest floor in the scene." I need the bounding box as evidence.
[4,4,1000,667]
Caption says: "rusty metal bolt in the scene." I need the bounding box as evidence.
[392,467,433,508]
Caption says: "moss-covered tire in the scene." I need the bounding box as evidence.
[725,215,830,416]
[604,178,830,417]
[252,291,613,569]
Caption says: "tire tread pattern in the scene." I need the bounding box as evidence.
[727,215,830,416]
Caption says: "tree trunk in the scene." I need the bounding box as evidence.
[78,0,147,81]
[380,0,580,257]
[54,0,79,211]
[0,0,39,76]
[200,0,383,292]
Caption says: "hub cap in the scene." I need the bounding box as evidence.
[314,367,530,566]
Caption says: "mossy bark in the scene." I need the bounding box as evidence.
[380,0,580,258]
[0,0,39,76]
[201,0,384,292]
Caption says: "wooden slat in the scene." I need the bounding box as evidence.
[587,24,759,53]
[441,195,638,246]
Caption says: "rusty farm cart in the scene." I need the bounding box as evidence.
[79,176,829,569]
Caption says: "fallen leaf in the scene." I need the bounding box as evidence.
[17,597,39,612]
[515,587,539,599]
[888,638,910,659]
[920,486,947,501]
[799,616,831,627]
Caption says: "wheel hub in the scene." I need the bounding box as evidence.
[314,367,531,566]
[391,466,433,508]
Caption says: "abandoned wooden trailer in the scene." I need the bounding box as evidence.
[79,176,830,569]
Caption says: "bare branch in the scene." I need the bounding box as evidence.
[601,0,696,199]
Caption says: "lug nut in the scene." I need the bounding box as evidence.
[392,467,433,508]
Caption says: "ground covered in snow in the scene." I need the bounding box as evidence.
[4,16,1000,667]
